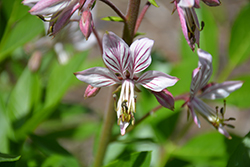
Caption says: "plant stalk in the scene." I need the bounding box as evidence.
[93,86,116,167]
[122,0,141,45]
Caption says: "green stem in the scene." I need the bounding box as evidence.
[122,0,141,45]
[93,86,116,167]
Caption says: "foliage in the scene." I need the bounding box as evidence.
[0,0,249,167]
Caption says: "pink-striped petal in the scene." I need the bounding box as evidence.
[199,81,243,100]
[178,0,195,8]
[197,49,213,90]
[188,102,201,128]
[202,0,221,7]
[29,0,69,15]
[74,67,120,87]
[51,2,79,35]
[129,38,154,75]
[137,71,179,92]
[190,67,202,98]
[175,3,196,51]
[22,0,40,7]
[102,32,130,78]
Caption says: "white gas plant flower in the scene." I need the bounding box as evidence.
[74,32,179,135]
[184,49,243,139]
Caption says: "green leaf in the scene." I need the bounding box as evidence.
[104,151,151,167]
[228,3,250,67]
[152,111,180,143]
[227,131,250,167]
[169,33,198,96]
[0,153,21,167]
[172,132,228,167]
[148,0,159,7]
[0,0,44,62]
[42,154,79,167]
[226,75,250,108]
[30,134,71,156]
[45,51,88,107]
[0,96,11,153]
[101,16,124,22]
[15,52,87,140]
[6,68,41,123]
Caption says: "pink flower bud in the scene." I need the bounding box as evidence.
[84,85,100,98]
[152,89,175,111]
[79,9,93,40]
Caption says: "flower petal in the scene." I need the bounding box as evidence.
[152,89,175,110]
[175,3,197,51]
[199,81,243,100]
[51,2,79,35]
[190,67,202,98]
[137,71,179,92]
[120,121,129,136]
[178,0,195,7]
[74,67,120,87]
[218,124,231,139]
[188,103,201,128]
[197,49,213,89]
[29,0,69,15]
[102,32,130,78]
[202,0,221,7]
[130,38,154,75]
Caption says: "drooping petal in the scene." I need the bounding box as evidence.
[129,38,154,75]
[152,89,175,110]
[29,0,70,15]
[120,121,129,136]
[202,0,221,7]
[197,49,213,90]
[188,103,201,128]
[175,2,199,51]
[178,0,195,8]
[74,67,120,87]
[102,32,130,78]
[218,124,231,139]
[190,67,202,99]
[199,81,243,100]
[51,2,79,35]
[137,71,179,92]
[22,0,40,7]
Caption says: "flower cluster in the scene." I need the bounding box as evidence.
[22,0,95,39]
[22,0,243,139]
[183,49,243,138]
[74,32,178,135]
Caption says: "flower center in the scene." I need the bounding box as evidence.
[116,79,136,126]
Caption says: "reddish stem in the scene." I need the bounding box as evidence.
[92,25,103,54]
[134,1,151,35]
[122,0,141,45]
[99,0,126,21]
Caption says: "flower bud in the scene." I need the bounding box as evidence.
[84,85,100,98]
[79,9,93,40]
[152,89,175,111]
